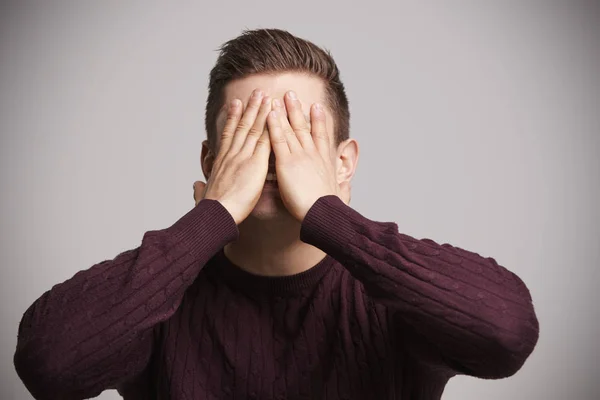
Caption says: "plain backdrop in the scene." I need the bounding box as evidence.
[1,1,598,399]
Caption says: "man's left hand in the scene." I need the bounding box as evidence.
[266,91,349,223]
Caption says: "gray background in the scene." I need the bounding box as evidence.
[1,1,598,399]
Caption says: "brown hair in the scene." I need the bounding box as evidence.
[204,28,350,152]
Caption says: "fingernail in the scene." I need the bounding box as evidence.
[230,99,240,109]
[288,91,297,100]
[273,99,281,108]
[252,90,263,99]
[314,103,324,115]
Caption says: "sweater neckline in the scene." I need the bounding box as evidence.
[212,247,336,297]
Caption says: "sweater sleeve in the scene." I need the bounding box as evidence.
[14,199,239,400]
[299,195,539,379]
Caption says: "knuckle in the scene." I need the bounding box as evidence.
[283,127,296,137]
[219,133,232,145]
[313,131,328,141]
[248,126,263,137]
[297,126,310,135]
[225,114,239,126]
[257,134,270,144]
[272,135,287,144]
[236,120,251,131]
[256,137,270,148]
[219,154,234,166]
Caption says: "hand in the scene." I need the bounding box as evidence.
[193,89,272,224]
[266,91,349,223]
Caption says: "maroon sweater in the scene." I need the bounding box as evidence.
[14,195,539,400]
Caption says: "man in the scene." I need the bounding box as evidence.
[14,28,539,400]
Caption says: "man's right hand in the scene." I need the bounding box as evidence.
[193,89,272,225]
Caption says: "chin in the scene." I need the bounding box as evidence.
[248,191,288,221]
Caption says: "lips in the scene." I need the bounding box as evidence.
[263,179,279,191]
[264,168,278,190]
[266,163,277,186]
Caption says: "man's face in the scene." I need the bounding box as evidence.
[204,72,337,221]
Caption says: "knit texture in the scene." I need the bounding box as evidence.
[14,195,539,399]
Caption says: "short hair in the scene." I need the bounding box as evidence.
[204,28,350,152]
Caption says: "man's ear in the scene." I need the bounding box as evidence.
[200,140,216,181]
[335,138,359,184]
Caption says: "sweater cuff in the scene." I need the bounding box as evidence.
[300,195,358,255]
[165,199,239,259]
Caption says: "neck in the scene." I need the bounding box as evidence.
[223,212,326,277]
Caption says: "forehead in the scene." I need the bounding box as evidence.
[215,72,335,141]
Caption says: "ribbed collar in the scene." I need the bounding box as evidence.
[210,247,336,298]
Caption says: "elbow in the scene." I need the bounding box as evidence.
[474,313,540,379]
[482,339,537,379]
[495,313,540,378]
[448,309,540,380]
[453,338,539,380]
[479,274,541,379]
[14,297,95,399]
[14,339,79,400]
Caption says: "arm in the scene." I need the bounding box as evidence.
[300,195,539,379]
[14,199,238,399]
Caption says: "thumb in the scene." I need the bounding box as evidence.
[193,181,206,206]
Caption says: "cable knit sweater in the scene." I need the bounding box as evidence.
[14,195,539,399]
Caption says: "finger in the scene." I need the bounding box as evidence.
[310,103,330,156]
[228,89,264,154]
[273,98,302,153]
[193,181,206,205]
[219,99,242,155]
[240,95,271,156]
[284,91,313,149]
[253,126,271,161]
[267,109,291,158]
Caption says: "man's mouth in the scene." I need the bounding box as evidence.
[266,172,277,182]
